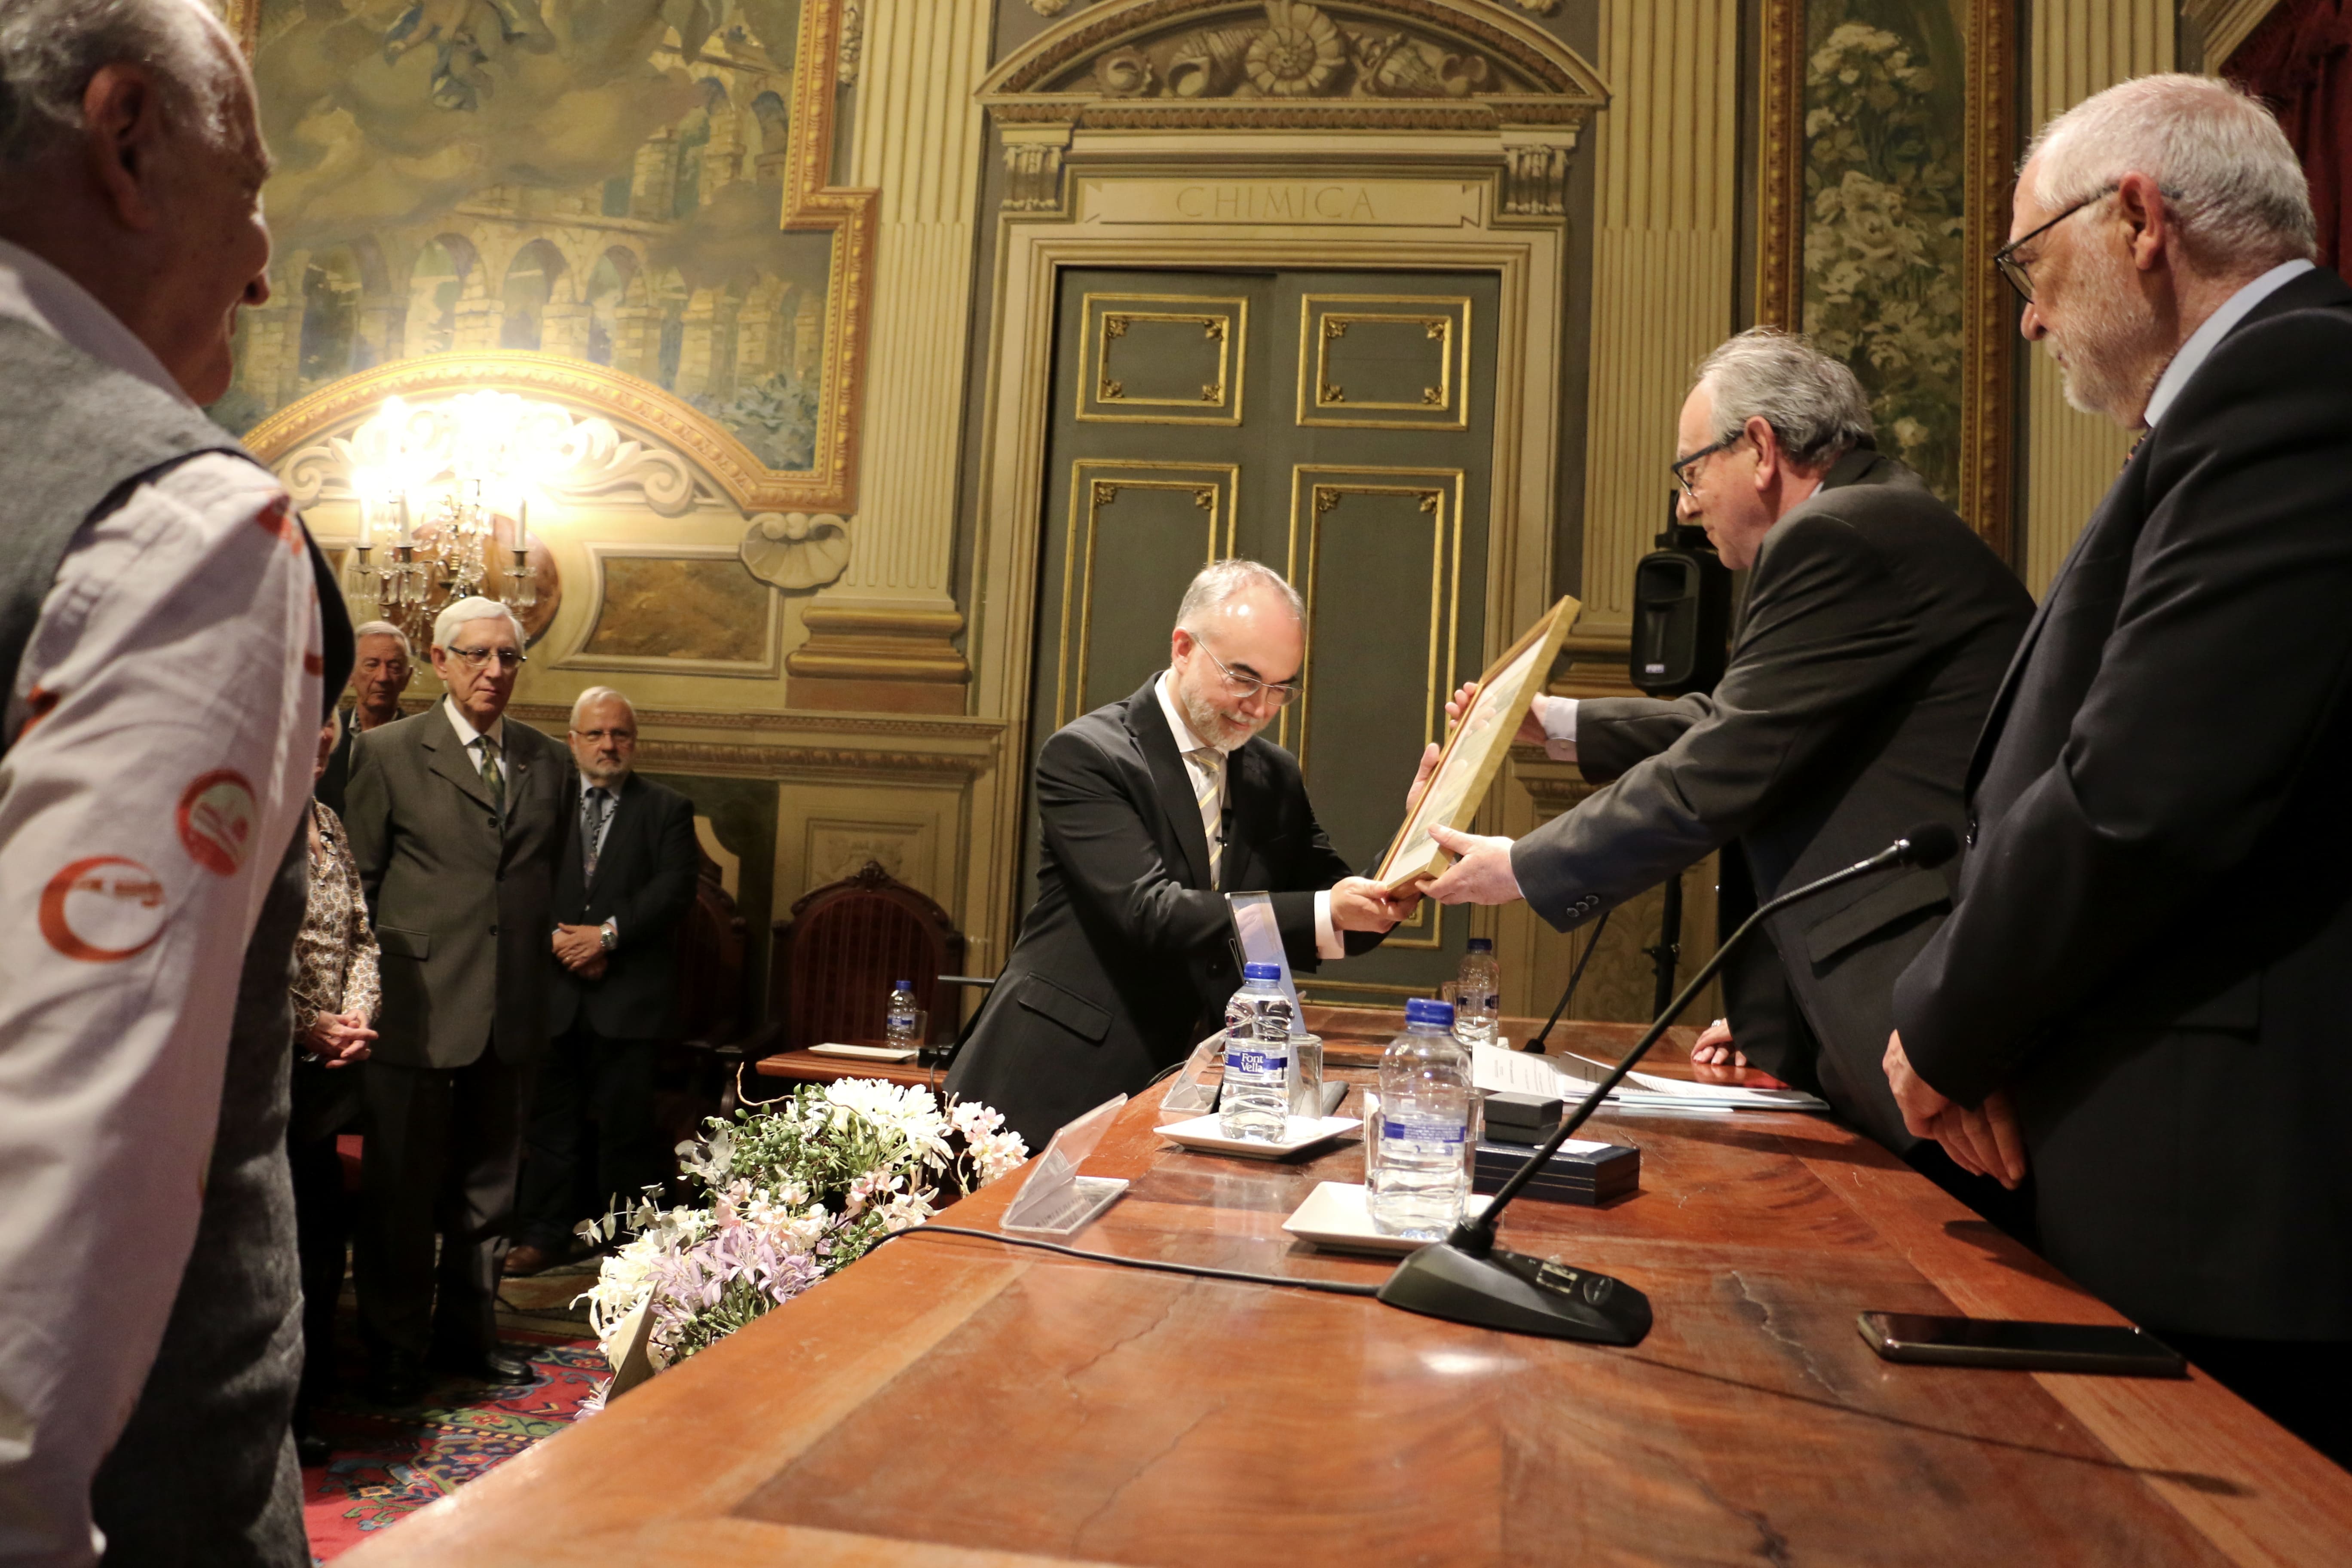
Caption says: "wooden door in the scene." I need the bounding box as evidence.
[1023,266,1501,1004]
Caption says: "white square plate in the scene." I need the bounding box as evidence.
[1153,1112,1362,1160]
[1281,1182,1494,1256]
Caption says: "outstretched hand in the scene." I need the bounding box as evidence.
[1444,680,1549,748]
[1330,875,1418,933]
[1420,824,1522,905]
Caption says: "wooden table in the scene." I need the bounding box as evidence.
[350,1024,2352,1566]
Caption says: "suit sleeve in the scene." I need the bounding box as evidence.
[1573,693,1715,782]
[1036,726,1233,959]
[608,792,699,948]
[1510,514,1914,930]
[1895,311,2352,1107]
[343,731,390,912]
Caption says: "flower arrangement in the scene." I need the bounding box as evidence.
[578,1080,1028,1375]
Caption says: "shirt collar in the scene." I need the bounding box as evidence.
[1155,670,1219,758]
[0,237,191,406]
[2143,259,2316,429]
[579,772,627,799]
[442,695,505,750]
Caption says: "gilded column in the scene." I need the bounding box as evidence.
[2021,1,2173,597]
[1575,0,1741,641]
[787,0,988,714]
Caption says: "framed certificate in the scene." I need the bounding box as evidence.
[1374,595,1581,889]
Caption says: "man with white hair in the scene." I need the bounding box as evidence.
[506,686,696,1276]
[0,0,350,1559]
[947,560,1413,1147]
[1419,329,2031,1200]
[342,597,569,1404]
[1886,75,2352,1464]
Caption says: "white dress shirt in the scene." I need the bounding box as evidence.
[1155,672,1343,960]
[2143,259,2317,429]
[1535,691,1580,762]
[0,241,321,1564]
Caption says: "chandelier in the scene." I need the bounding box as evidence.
[343,391,551,649]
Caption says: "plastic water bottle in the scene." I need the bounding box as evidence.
[1219,962,1293,1142]
[1370,997,1473,1238]
[884,980,920,1050]
[1454,937,1501,1047]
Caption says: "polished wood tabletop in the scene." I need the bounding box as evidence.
[353,1021,2352,1566]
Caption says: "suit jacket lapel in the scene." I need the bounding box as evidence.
[1126,676,1214,889]
[1221,744,1269,889]
[420,722,497,816]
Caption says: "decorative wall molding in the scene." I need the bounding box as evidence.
[981,0,1609,135]
[742,511,852,589]
[2184,0,2283,67]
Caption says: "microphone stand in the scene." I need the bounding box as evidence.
[1376,828,1953,1344]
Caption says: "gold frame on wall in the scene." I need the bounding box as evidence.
[1075,293,1249,426]
[1296,295,1473,430]
[1756,0,2016,560]
[217,0,877,514]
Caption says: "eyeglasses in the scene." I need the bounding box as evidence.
[1671,435,1743,498]
[447,644,526,671]
[1195,641,1302,707]
[1992,185,2116,303]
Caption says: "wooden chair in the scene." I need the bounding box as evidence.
[765,861,966,1052]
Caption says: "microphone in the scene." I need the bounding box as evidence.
[1376,822,1959,1344]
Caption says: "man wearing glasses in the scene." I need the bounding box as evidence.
[1421,329,2031,1211]
[1888,76,2352,1465]
[948,559,1414,1148]
[342,596,570,1403]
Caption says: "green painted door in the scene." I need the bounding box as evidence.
[1023,266,1501,1005]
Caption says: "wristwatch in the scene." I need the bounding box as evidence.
[598,918,617,953]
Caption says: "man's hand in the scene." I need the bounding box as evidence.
[1691,1017,1747,1067]
[1884,1030,2027,1188]
[1442,681,1548,749]
[552,923,606,973]
[1404,741,1442,818]
[1422,824,1522,905]
[300,1010,376,1066]
[1329,876,1415,933]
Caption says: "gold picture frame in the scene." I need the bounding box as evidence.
[1757,0,2015,559]
[216,0,875,514]
[1375,595,1580,890]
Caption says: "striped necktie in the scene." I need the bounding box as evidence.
[582,787,610,879]
[477,732,505,823]
[1188,746,1225,890]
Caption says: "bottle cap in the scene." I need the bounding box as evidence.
[1405,997,1456,1029]
[1465,937,1493,952]
[894,979,913,991]
[1241,962,1283,982]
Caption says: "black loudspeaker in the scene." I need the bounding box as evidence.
[1629,496,1734,696]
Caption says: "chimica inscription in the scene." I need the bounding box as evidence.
[1083,178,1480,229]
[1174,183,1380,221]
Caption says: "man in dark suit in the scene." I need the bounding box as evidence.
[1422,329,2032,1201]
[506,686,697,1276]
[343,596,570,1402]
[317,619,414,816]
[947,561,1412,1148]
[1886,75,2352,1465]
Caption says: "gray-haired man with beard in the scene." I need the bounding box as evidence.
[1886,75,2352,1465]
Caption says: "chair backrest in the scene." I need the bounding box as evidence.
[769,861,965,1050]
[671,837,747,1045]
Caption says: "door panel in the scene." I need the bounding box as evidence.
[1025,266,1499,1002]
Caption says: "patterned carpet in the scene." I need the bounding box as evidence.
[301,1251,610,1562]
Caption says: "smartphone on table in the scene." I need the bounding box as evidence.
[1857,1312,2187,1377]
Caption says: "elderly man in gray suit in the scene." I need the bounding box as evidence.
[343,596,568,1404]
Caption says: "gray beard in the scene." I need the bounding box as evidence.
[2048,255,2169,421]
[580,763,632,789]
[1178,684,1264,752]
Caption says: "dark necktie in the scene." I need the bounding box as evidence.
[582,787,609,879]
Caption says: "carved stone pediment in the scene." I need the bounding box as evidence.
[981,0,1608,132]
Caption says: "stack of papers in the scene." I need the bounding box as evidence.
[1471,1044,1829,1115]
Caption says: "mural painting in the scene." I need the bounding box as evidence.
[218,0,831,474]
[583,554,774,665]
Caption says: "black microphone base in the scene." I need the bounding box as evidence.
[1376,1239,1652,1344]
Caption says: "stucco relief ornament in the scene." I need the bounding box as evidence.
[1246,0,1344,96]
[741,511,850,590]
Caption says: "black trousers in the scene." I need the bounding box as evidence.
[285,1060,362,1423]
[515,1026,664,1253]
[354,1054,529,1363]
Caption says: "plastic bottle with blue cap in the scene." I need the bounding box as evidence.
[1218,962,1294,1142]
